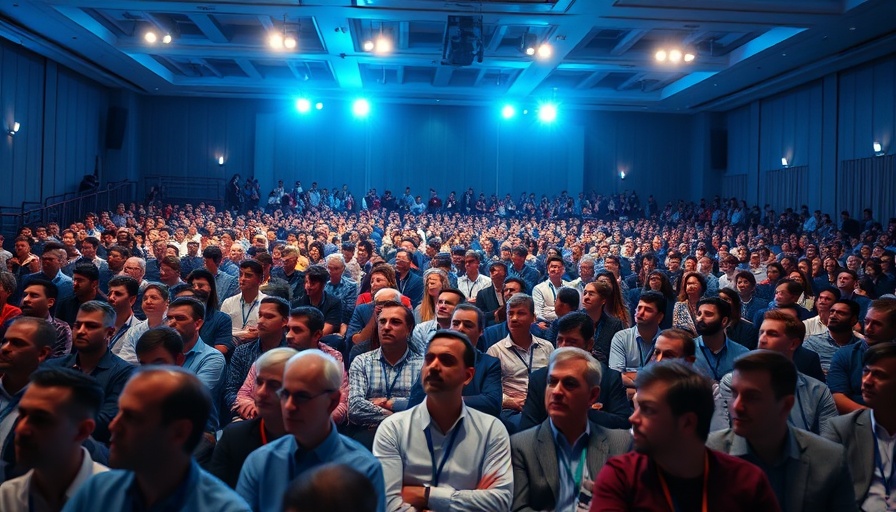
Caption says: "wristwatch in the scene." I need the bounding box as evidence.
[423,484,431,509]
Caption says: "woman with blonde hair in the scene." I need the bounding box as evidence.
[416,268,449,322]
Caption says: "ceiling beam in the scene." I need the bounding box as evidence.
[187,14,229,43]
[616,72,646,91]
[235,58,262,79]
[433,66,452,87]
[576,70,608,89]
[312,13,362,88]
[609,29,649,56]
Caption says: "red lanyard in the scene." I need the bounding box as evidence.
[259,419,269,445]
[656,451,709,512]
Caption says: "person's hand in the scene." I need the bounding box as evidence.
[235,401,257,420]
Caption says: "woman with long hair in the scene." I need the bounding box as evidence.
[672,271,707,336]
[307,241,325,266]
[416,268,449,322]
[184,269,235,356]
[787,269,816,312]
[717,287,758,350]
[596,270,631,328]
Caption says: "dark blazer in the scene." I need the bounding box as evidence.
[396,271,424,308]
[475,285,503,327]
[208,417,268,488]
[520,363,632,431]
[408,349,502,417]
[707,427,856,512]
[794,345,826,383]
[511,419,632,512]
[821,409,875,508]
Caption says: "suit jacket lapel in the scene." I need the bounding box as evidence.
[536,421,560,500]
[855,409,875,499]
[586,425,610,481]
[787,433,811,512]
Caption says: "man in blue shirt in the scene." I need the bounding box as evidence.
[507,245,540,294]
[64,366,250,511]
[237,349,385,512]
[22,243,74,305]
[694,297,749,382]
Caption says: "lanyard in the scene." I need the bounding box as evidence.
[240,298,258,328]
[558,445,588,495]
[873,432,896,500]
[108,320,131,350]
[657,451,709,512]
[259,419,269,446]
[511,345,535,374]
[425,419,464,487]
[548,282,558,300]
[699,344,725,381]
[636,337,655,368]
[380,360,405,399]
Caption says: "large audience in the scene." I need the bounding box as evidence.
[0,177,894,511]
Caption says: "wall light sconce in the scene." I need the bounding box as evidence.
[781,157,789,168]
[217,156,225,166]
[7,121,20,136]
[873,142,885,156]
[619,170,627,180]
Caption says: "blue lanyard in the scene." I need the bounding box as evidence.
[699,344,725,381]
[240,298,258,328]
[636,337,655,368]
[548,282,558,300]
[380,360,405,400]
[425,418,464,487]
[108,321,131,350]
[557,444,588,497]
[873,431,896,500]
[511,345,535,374]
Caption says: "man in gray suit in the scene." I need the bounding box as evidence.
[510,347,632,511]
[708,350,856,512]
[822,341,896,510]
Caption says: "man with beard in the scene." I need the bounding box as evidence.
[693,297,749,383]
[804,299,862,374]
[64,367,250,511]
[411,289,465,354]
[0,368,108,511]
[55,264,106,327]
[42,301,133,444]
[12,280,72,359]
[374,330,512,511]
[592,360,780,511]
[475,261,508,327]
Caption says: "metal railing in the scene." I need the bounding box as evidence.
[0,180,136,236]
[142,175,225,208]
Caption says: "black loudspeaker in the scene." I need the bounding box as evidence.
[710,129,728,170]
[105,106,128,150]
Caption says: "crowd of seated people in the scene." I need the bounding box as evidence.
[0,181,894,511]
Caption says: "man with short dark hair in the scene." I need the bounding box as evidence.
[64,367,250,511]
[804,299,862,374]
[533,256,571,326]
[292,265,341,336]
[393,249,424,308]
[374,330,513,511]
[828,298,896,413]
[822,342,896,510]
[836,269,871,320]
[475,261,508,327]
[608,291,666,389]
[507,245,540,294]
[225,297,288,414]
[18,280,72,358]
[42,301,134,444]
[411,288,465,353]
[520,312,632,431]
[708,351,855,512]
[203,246,239,305]
[408,304,502,417]
[220,260,268,341]
[22,244,74,305]
[56,263,106,327]
[0,368,108,510]
[512,347,632,511]
[457,250,491,304]
[694,297,749,382]
[593,361,780,511]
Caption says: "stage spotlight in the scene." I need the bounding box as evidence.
[269,32,284,49]
[353,99,370,118]
[296,98,311,113]
[521,33,538,56]
[669,49,682,62]
[144,31,158,44]
[781,157,789,167]
[363,40,375,52]
[536,43,552,59]
[620,171,626,180]
[655,49,667,62]
[501,105,516,119]
[375,36,392,54]
[684,52,695,62]
[873,142,882,153]
[315,102,324,110]
[284,32,297,50]
[218,156,225,166]
[162,33,172,44]
[538,104,557,123]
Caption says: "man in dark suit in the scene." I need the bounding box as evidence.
[394,249,423,308]
[407,304,502,417]
[822,341,896,511]
[511,344,632,511]
[475,261,508,327]
[520,312,632,431]
[708,350,855,512]
[209,346,294,487]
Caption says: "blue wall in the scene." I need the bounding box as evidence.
[0,39,111,208]
[725,54,896,216]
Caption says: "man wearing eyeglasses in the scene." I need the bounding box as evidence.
[236,350,386,512]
